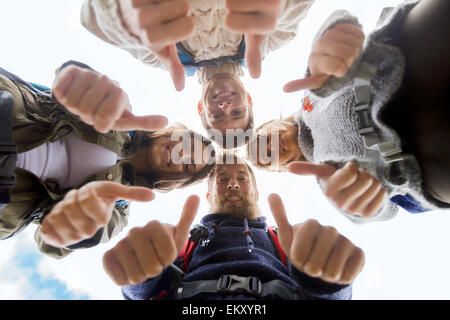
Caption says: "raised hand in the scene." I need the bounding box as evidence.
[102,195,200,286]
[225,0,284,78]
[268,194,365,285]
[52,65,168,133]
[119,0,196,91]
[40,181,155,248]
[284,23,365,92]
[288,161,386,217]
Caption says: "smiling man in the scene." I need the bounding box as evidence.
[102,153,365,300]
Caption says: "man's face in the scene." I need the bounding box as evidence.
[208,163,259,219]
[201,74,250,134]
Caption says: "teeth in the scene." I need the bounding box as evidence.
[228,196,240,201]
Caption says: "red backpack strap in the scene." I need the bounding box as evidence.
[268,226,288,266]
[177,238,198,273]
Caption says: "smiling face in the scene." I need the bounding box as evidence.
[200,74,252,134]
[207,162,260,220]
[146,129,209,177]
[249,119,304,171]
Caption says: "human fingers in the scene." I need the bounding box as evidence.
[322,162,359,199]
[315,35,362,69]
[59,189,100,239]
[40,206,81,247]
[361,188,387,217]
[332,23,365,42]
[106,238,148,285]
[225,12,277,34]
[76,74,111,125]
[302,226,340,278]
[174,195,200,250]
[112,112,169,131]
[309,51,350,78]
[127,222,178,278]
[244,34,265,78]
[283,74,330,92]
[288,161,337,180]
[76,187,113,227]
[90,181,155,202]
[332,170,375,211]
[321,236,357,283]
[92,85,129,133]
[141,16,195,53]
[102,248,129,286]
[346,177,383,215]
[53,67,98,111]
[268,193,293,253]
[289,219,321,270]
[226,0,282,13]
[134,0,190,28]
[339,246,365,284]
[158,44,186,91]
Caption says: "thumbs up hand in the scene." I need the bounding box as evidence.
[40,181,155,248]
[225,0,284,79]
[288,161,386,218]
[268,194,365,285]
[52,65,168,133]
[102,195,200,286]
[118,0,196,91]
[284,23,365,92]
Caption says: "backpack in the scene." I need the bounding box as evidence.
[177,224,288,273]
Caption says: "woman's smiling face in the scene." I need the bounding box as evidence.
[146,129,210,177]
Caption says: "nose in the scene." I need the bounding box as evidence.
[227,178,240,190]
[218,101,232,109]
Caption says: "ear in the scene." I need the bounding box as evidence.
[247,94,253,107]
[206,192,211,203]
[197,100,203,116]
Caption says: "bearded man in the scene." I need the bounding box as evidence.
[102,153,365,300]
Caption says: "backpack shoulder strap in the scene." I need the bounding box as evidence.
[177,238,198,273]
[267,226,288,266]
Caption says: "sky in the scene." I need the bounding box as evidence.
[1,0,450,300]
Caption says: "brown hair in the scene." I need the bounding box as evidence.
[207,151,258,194]
[140,124,216,192]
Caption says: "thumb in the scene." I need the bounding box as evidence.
[283,74,329,93]
[245,34,265,79]
[158,44,186,91]
[175,195,200,250]
[268,193,293,254]
[92,181,155,202]
[288,161,336,180]
[113,112,168,132]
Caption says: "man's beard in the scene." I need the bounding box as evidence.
[210,190,259,220]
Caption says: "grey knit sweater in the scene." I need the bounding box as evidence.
[294,0,448,224]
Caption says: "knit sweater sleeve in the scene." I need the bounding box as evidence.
[289,264,352,300]
[261,0,314,56]
[80,0,164,68]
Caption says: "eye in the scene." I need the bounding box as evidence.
[232,110,243,116]
[212,114,222,119]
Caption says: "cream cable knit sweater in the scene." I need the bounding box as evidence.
[80,0,313,83]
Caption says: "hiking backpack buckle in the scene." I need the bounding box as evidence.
[217,275,262,296]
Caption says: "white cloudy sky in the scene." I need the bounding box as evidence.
[1,0,450,300]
